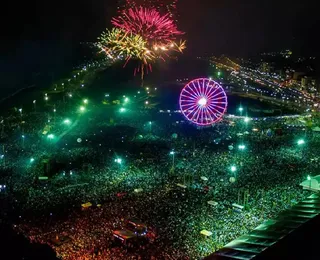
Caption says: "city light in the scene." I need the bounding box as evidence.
[30,158,35,163]
[297,139,305,145]
[124,97,129,103]
[244,117,250,123]
[119,107,126,113]
[83,99,88,104]
[80,106,86,112]
[238,107,244,112]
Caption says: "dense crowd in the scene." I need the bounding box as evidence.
[1,82,319,259]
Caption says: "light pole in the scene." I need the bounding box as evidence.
[230,165,237,178]
[21,135,25,148]
[170,151,175,171]
[33,100,36,112]
[307,175,311,190]
[297,139,305,146]
[238,106,244,116]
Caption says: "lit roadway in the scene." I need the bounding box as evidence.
[211,60,318,113]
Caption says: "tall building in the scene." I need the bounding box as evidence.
[118,0,178,19]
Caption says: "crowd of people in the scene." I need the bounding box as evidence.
[0,65,319,259]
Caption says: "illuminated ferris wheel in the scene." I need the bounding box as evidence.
[179,78,228,126]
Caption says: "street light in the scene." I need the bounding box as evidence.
[170,150,175,170]
[307,175,311,189]
[79,106,86,112]
[114,158,122,164]
[47,134,54,140]
[238,144,246,151]
[22,135,25,147]
[124,97,129,103]
[230,165,237,172]
[297,139,305,146]
[83,99,88,104]
[63,119,71,125]
[119,107,126,113]
[244,117,250,123]
[30,158,35,163]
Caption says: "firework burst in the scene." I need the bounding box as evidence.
[97,7,185,80]
[112,7,183,44]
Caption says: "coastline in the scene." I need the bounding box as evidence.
[0,84,37,104]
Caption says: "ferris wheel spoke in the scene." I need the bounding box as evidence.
[206,86,219,100]
[205,106,220,121]
[180,94,198,102]
[209,101,227,107]
[207,105,223,118]
[191,82,202,97]
[204,84,214,98]
[209,104,226,111]
[201,107,207,124]
[203,107,215,123]
[193,106,202,123]
[184,103,200,117]
[209,96,227,101]
[182,89,199,100]
[206,105,219,118]
[207,89,225,100]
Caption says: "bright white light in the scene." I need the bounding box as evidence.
[198,97,207,106]
[64,119,71,125]
[114,158,122,164]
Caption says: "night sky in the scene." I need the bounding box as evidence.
[1,0,319,96]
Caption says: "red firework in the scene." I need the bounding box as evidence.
[112,7,183,44]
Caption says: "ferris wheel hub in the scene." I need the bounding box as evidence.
[198,97,207,106]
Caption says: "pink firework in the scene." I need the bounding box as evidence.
[179,78,228,126]
[112,7,183,44]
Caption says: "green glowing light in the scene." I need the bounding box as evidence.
[238,144,246,150]
[230,165,237,172]
[114,158,122,164]
[47,134,54,139]
[63,119,71,125]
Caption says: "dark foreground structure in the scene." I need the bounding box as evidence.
[205,193,320,260]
